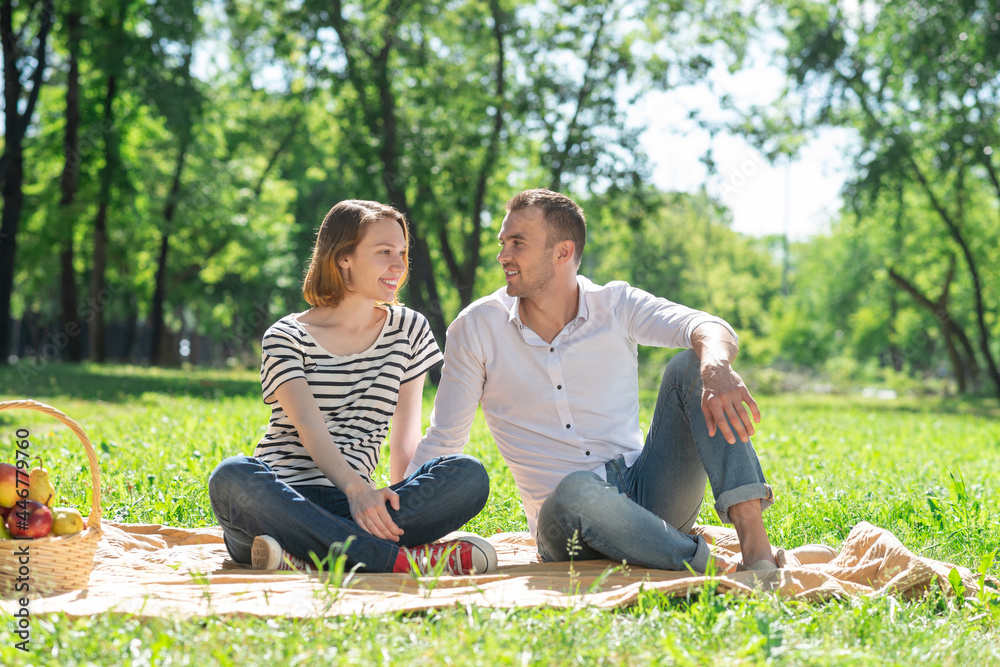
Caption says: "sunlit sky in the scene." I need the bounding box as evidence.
[632,21,859,242]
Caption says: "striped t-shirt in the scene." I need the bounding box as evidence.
[253,306,443,487]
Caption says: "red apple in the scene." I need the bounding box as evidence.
[0,462,20,507]
[7,499,52,538]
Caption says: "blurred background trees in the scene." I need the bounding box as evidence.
[1,0,997,398]
[763,0,1000,396]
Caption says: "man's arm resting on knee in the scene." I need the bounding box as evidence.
[690,322,761,445]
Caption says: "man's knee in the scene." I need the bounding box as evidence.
[548,471,605,515]
[664,349,701,386]
[446,453,488,479]
[538,472,611,558]
[666,348,699,373]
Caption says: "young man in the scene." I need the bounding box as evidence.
[406,189,777,572]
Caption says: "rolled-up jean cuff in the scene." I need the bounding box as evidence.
[689,535,712,573]
[714,483,774,524]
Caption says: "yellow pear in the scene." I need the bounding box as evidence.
[51,507,84,536]
[27,467,56,507]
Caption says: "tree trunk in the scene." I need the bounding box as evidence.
[887,264,978,393]
[886,186,903,372]
[150,232,171,365]
[907,158,1000,398]
[88,202,109,362]
[0,0,55,363]
[151,135,190,366]
[374,65,445,338]
[88,73,119,363]
[59,6,84,362]
[457,0,506,307]
[547,6,609,193]
[0,149,24,362]
[59,246,81,361]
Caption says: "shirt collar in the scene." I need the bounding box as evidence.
[574,275,591,324]
[506,275,593,328]
[508,296,523,325]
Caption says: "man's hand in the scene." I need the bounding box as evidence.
[346,483,404,541]
[700,361,761,444]
[690,321,761,444]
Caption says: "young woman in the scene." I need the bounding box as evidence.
[209,200,495,574]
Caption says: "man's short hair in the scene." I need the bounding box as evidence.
[505,189,586,264]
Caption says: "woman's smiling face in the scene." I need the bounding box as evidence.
[339,217,408,302]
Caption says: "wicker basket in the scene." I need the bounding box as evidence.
[0,400,102,597]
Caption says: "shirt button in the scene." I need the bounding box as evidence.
[585,450,591,456]
[565,424,571,429]
[556,385,562,390]
[549,347,554,352]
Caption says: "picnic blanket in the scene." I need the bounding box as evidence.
[2,521,996,618]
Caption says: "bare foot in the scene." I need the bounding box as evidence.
[728,499,777,568]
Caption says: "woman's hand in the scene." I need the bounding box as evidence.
[345,482,404,542]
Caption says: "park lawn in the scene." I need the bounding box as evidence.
[1,362,999,665]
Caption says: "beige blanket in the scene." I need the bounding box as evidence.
[2,522,995,618]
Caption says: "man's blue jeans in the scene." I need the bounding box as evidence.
[209,454,489,572]
[536,350,773,572]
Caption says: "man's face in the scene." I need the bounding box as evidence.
[497,206,556,299]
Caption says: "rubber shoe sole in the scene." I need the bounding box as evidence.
[460,534,498,574]
[251,534,311,571]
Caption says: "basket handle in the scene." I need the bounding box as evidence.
[0,399,102,534]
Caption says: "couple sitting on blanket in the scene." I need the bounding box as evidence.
[209,189,778,576]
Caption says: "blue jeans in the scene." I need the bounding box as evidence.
[209,454,490,573]
[535,350,773,572]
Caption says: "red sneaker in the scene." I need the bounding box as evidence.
[394,535,498,575]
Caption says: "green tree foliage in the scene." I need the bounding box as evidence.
[755,0,1000,395]
[4,0,794,371]
[588,189,782,372]
[215,0,758,339]
[768,187,996,392]
[13,0,300,365]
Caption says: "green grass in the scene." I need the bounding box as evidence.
[1,363,999,665]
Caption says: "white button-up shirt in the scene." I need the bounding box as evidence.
[406,275,736,537]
